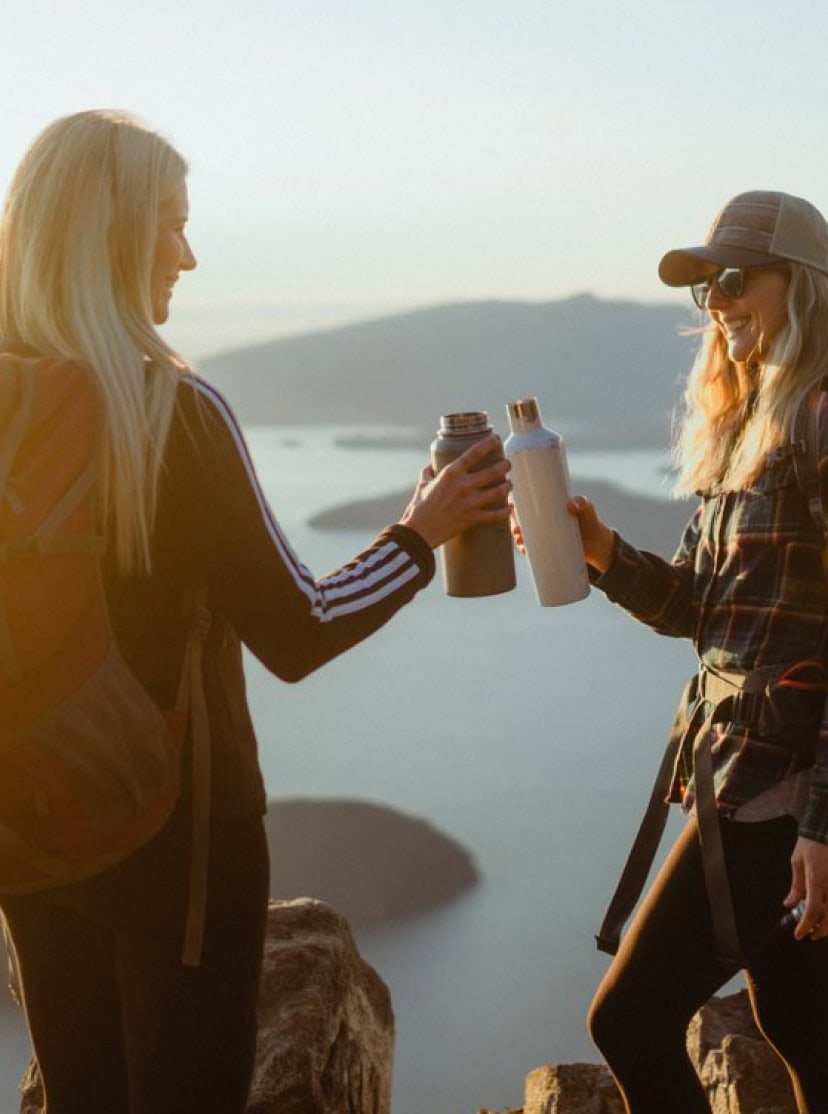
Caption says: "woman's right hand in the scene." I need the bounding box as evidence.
[398,434,512,550]
[511,492,614,572]
[565,494,615,574]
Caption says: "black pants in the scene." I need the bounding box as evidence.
[588,815,828,1114]
[1,807,270,1114]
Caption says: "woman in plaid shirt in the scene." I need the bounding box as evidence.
[580,192,828,1113]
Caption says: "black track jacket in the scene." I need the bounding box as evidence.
[104,376,435,819]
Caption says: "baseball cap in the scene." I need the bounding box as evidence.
[658,190,828,286]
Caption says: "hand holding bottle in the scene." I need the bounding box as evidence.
[565,495,616,575]
[399,433,512,551]
[513,496,613,568]
[505,434,615,583]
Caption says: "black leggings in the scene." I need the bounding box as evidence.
[588,815,828,1114]
[1,808,270,1114]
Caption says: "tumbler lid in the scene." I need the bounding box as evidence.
[506,397,542,432]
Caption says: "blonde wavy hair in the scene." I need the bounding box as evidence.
[0,108,191,573]
[673,262,828,495]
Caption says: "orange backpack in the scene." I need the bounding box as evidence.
[0,354,211,963]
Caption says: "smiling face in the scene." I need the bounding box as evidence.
[705,266,789,365]
[150,182,196,324]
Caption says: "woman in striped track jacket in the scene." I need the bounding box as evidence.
[0,110,511,1114]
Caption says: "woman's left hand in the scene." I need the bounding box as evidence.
[784,836,828,940]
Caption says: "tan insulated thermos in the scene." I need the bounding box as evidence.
[430,411,516,597]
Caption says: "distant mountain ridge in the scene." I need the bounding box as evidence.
[199,295,699,449]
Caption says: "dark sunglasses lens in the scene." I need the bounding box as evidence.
[691,268,747,309]
[717,268,745,299]
[692,282,711,309]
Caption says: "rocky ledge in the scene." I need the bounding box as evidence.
[477,990,798,1114]
[20,899,394,1114]
[17,899,798,1114]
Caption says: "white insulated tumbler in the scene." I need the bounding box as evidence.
[505,397,590,606]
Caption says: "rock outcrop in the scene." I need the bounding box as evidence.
[522,1063,625,1113]
[477,990,798,1114]
[19,898,393,1114]
[687,990,798,1114]
[17,908,800,1114]
[248,898,394,1114]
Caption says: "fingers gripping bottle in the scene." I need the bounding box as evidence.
[505,397,590,606]
[430,411,516,597]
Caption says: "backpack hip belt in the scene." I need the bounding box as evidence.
[596,659,824,966]
[688,663,784,966]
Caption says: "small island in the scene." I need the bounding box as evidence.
[265,797,479,929]
[308,475,693,558]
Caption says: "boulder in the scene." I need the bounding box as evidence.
[19,898,393,1114]
[688,990,797,1114]
[523,1063,624,1114]
[248,898,394,1114]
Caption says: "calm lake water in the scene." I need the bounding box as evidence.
[0,428,697,1114]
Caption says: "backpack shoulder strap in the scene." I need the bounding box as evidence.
[792,375,828,546]
[0,357,36,500]
[180,596,212,967]
[595,674,697,955]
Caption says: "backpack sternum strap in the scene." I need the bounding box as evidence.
[0,534,105,562]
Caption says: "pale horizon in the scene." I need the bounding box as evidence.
[5,0,828,361]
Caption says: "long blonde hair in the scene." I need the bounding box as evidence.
[673,263,828,495]
[0,109,191,573]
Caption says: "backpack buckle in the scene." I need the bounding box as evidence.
[729,689,761,727]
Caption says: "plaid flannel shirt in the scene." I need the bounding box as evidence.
[594,388,828,843]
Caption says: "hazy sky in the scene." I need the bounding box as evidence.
[4,0,828,357]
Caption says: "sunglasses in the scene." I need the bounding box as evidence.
[691,265,787,310]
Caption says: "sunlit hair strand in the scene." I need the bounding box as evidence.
[0,108,192,573]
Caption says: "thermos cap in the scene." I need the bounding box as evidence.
[506,397,542,432]
[438,411,491,435]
